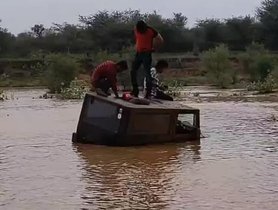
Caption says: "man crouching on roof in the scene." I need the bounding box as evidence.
[91,60,128,98]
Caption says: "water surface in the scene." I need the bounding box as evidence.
[0,89,278,210]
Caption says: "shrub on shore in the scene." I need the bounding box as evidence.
[242,44,278,93]
[239,43,275,81]
[247,73,277,93]
[45,54,79,93]
[202,45,233,88]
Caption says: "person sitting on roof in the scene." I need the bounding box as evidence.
[91,60,128,98]
[144,59,173,101]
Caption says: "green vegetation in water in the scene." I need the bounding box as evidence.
[60,79,89,99]
[164,80,184,97]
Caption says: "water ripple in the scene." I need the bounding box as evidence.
[0,89,278,209]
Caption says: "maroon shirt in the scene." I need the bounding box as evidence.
[91,61,118,92]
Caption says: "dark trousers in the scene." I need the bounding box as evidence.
[94,78,111,93]
[155,90,174,101]
[131,52,152,96]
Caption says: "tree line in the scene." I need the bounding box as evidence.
[0,0,278,57]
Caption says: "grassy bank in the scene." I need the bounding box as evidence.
[0,75,212,89]
[0,76,47,87]
[1,44,278,93]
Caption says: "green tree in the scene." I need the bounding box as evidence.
[257,0,278,49]
[202,45,233,88]
[172,13,188,28]
[0,20,15,55]
[79,10,135,52]
[2,9,277,56]
[52,23,84,53]
[31,24,45,38]
[224,16,255,50]
[12,32,35,56]
[197,19,225,50]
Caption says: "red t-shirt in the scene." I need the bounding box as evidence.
[135,27,158,52]
[91,61,118,92]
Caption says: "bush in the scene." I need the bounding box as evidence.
[240,43,275,81]
[272,66,278,80]
[252,54,274,81]
[60,78,89,99]
[46,54,79,93]
[93,50,122,65]
[165,80,184,97]
[246,42,266,55]
[202,44,233,88]
[247,73,277,93]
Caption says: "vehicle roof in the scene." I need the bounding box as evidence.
[87,92,199,112]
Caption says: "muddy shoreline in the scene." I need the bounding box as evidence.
[1,86,278,102]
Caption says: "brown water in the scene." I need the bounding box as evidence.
[0,89,278,210]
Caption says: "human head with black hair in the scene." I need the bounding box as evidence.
[136,20,148,34]
[155,59,169,73]
[116,60,128,73]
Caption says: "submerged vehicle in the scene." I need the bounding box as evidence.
[72,92,200,146]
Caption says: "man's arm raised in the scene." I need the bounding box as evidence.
[153,32,164,50]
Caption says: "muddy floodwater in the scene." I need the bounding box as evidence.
[0,88,278,210]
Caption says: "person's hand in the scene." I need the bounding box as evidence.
[153,34,164,51]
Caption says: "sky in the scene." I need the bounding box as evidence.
[0,0,263,34]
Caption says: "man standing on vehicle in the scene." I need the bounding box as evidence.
[131,20,164,98]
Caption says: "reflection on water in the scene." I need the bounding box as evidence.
[0,89,278,210]
[74,143,201,209]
